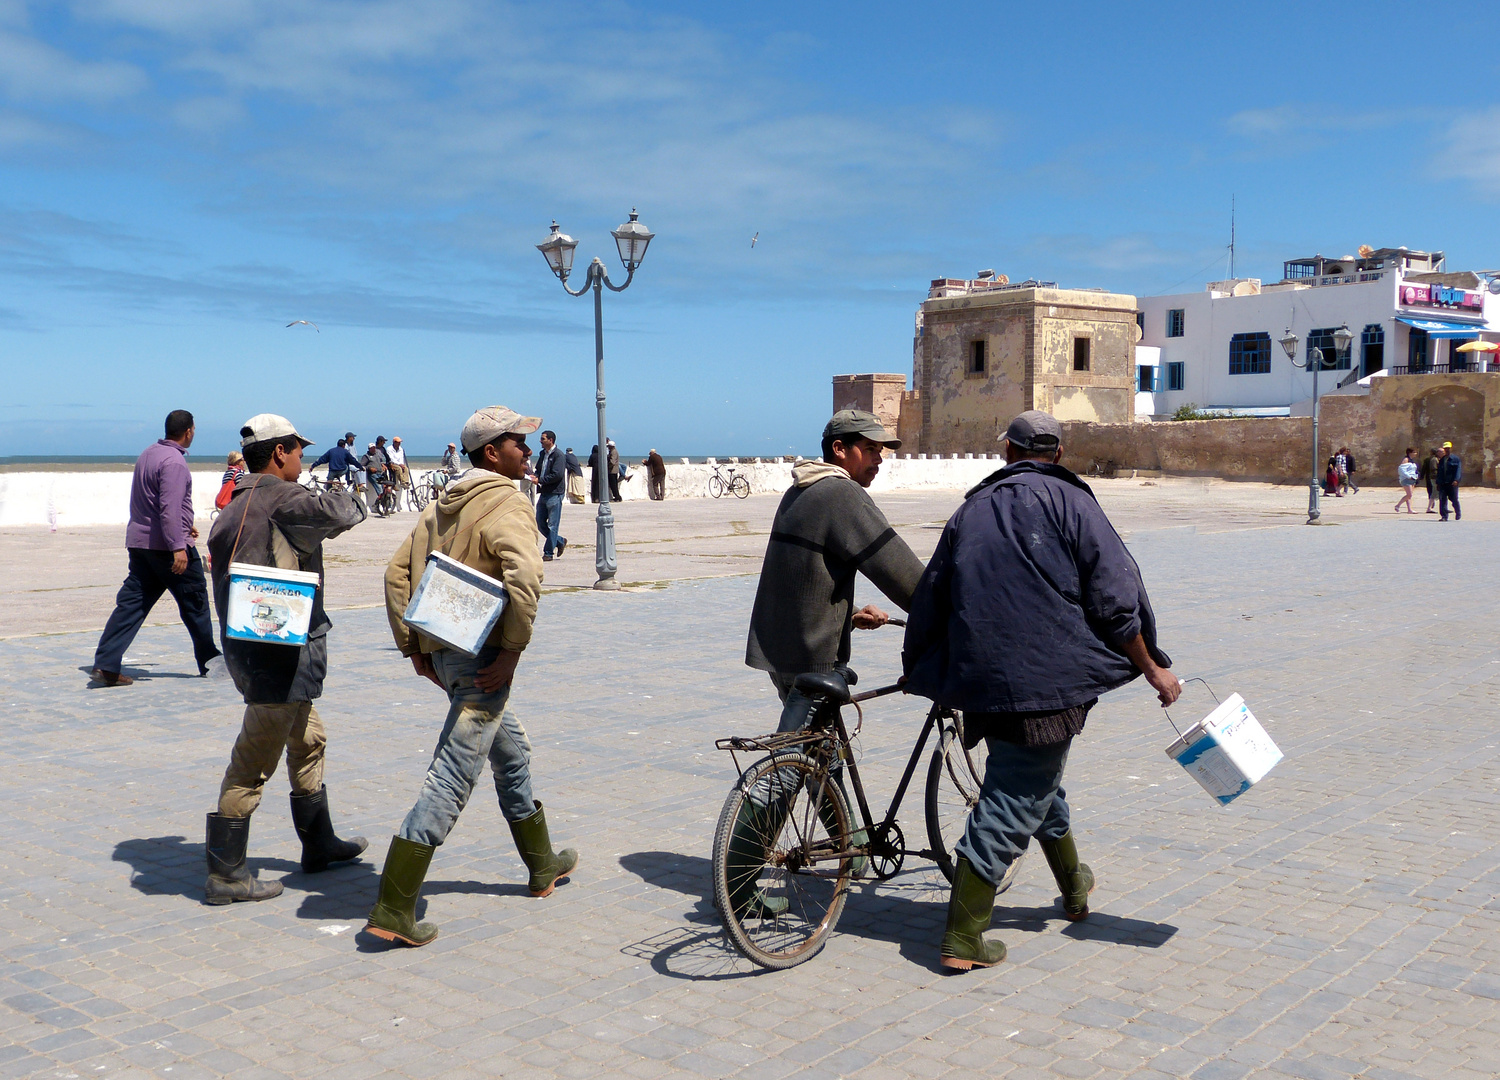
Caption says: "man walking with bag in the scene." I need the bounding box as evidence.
[369,406,577,947]
[902,410,1180,971]
[203,414,369,905]
[91,409,221,686]
[533,429,567,560]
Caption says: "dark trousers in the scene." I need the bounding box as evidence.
[1440,483,1461,520]
[955,737,1073,888]
[93,548,220,676]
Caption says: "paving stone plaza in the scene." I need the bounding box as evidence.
[3,480,1499,1080]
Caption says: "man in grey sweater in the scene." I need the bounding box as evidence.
[730,410,925,918]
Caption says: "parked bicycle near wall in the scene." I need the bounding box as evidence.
[708,463,750,499]
[710,623,992,969]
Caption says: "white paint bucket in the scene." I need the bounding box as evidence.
[226,562,320,646]
[1164,692,1282,806]
[402,551,509,657]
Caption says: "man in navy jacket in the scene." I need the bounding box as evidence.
[902,410,1180,972]
[1437,441,1462,521]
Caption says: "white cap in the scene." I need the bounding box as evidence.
[461,406,542,453]
[239,413,313,449]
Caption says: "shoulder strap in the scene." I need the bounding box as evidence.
[226,474,268,566]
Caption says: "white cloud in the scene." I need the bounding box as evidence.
[1441,105,1500,192]
[0,28,145,101]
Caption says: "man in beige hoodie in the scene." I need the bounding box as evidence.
[366,406,577,947]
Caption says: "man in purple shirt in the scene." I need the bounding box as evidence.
[90,409,221,686]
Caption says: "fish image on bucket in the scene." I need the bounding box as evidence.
[225,563,320,646]
[402,551,509,657]
[1164,691,1282,806]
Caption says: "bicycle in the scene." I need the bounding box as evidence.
[710,642,992,969]
[708,463,750,499]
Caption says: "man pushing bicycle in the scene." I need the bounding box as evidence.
[902,410,1181,972]
[736,409,925,917]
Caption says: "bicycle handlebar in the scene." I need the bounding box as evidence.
[850,682,904,704]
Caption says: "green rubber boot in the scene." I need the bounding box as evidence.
[939,857,1007,971]
[1039,831,1095,921]
[509,801,578,898]
[819,771,867,879]
[365,835,439,947]
[724,797,791,919]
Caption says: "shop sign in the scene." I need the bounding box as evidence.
[1400,282,1483,311]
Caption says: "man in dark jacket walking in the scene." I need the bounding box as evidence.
[646,449,667,500]
[1437,441,1462,521]
[91,409,221,686]
[533,429,568,560]
[202,414,369,905]
[730,410,925,918]
[902,410,1180,972]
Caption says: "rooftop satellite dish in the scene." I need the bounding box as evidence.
[1489,278,1500,294]
[1358,244,1374,258]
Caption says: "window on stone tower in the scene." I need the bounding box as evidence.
[1073,337,1091,371]
[968,340,986,375]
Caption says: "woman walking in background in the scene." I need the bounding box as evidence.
[1421,447,1440,512]
[1395,448,1419,514]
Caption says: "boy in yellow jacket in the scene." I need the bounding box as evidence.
[367,406,577,947]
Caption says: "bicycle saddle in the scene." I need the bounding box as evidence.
[793,671,851,704]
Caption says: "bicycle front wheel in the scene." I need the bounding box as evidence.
[925,720,989,884]
[712,752,852,969]
[708,475,725,498]
[731,475,750,499]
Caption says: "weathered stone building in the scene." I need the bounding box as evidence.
[834,276,1139,456]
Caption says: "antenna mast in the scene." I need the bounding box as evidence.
[1229,194,1236,280]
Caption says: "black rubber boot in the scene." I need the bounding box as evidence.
[939,857,1006,971]
[508,801,578,897]
[365,835,439,947]
[1039,831,1095,921]
[205,813,284,906]
[289,786,368,873]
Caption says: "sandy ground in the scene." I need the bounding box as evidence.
[2,475,1490,641]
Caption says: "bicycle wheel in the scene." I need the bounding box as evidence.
[712,752,852,969]
[925,720,989,884]
[708,475,725,499]
[731,475,750,499]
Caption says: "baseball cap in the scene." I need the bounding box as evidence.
[460,405,542,453]
[239,413,313,449]
[344,431,355,440]
[823,409,900,449]
[1003,410,1062,452]
[1442,441,1453,448]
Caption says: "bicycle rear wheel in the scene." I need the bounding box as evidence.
[712,752,852,969]
[925,719,989,884]
[731,475,750,498]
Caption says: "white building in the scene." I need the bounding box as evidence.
[1136,247,1499,417]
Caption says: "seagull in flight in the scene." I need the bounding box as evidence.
[750,232,759,248]
[286,320,320,332]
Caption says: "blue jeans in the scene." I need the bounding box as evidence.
[399,647,536,846]
[955,737,1073,888]
[535,492,565,557]
[1440,483,1461,520]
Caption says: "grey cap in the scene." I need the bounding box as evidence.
[460,406,542,453]
[823,409,900,450]
[1003,410,1062,452]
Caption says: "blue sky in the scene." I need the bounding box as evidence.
[3,1,1499,458]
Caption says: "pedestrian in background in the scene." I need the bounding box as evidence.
[441,442,461,475]
[564,446,586,504]
[216,451,246,511]
[310,437,361,489]
[90,409,221,687]
[387,436,409,488]
[1437,441,1462,521]
[1325,457,1341,497]
[1395,449,1419,514]
[646,449,667,500]
[203,414,369,905]
[371,405,577,947]
[588,445,603,503]
[534,429,567,561]
[607,439,622,501]
[1421,447,1440,513]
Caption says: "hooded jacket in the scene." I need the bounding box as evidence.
[901,461,1169,713]
[384,469,543,656]
[206,472,368,703]
[745,460,924,675]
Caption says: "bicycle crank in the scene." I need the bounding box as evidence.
[866,821,905,881]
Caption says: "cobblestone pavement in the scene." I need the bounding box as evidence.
[4,492,1500,1079]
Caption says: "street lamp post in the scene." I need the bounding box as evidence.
[537,210,655,590]
[1280,323,1353,525]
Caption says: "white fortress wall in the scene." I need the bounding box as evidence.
[0,456,1010,528]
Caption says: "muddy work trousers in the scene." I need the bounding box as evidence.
[217,702,326,817]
